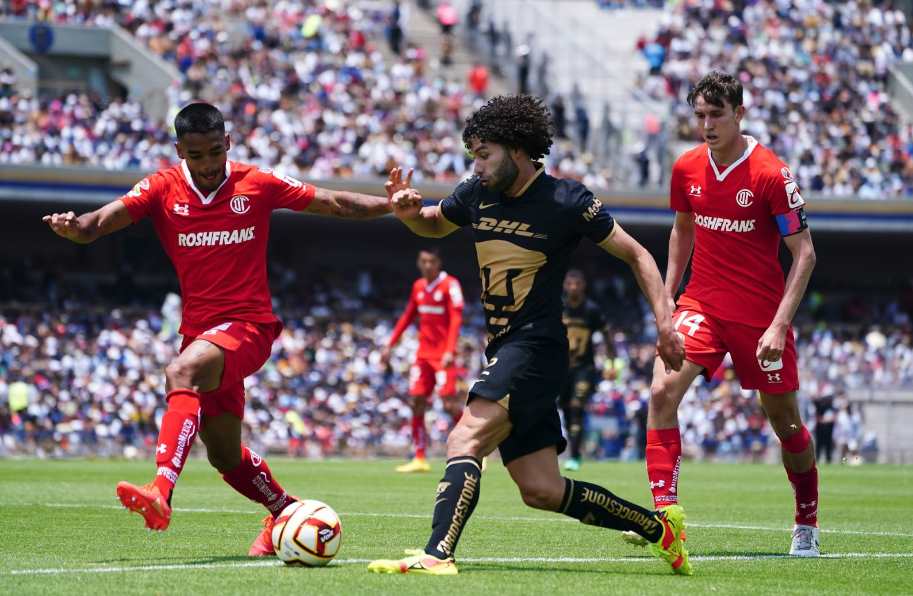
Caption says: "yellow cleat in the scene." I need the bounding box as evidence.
[367,549,458,575]
[648,504,693,576]
[622,505,687,547]
[396,458,431,473]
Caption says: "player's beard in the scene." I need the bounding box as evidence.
[486,154,519,193]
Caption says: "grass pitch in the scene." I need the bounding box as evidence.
[1,457,910,595]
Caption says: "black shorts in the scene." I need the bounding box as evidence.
[469,334,568,465]
[558,366,597,409]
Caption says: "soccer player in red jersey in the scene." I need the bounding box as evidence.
[381,248,464,473]
[42,102,401,554]
[624,72,820,556]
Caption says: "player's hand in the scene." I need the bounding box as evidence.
[43,211,83,242]
[385,167,414,200]
[756,322,788,364]
[379,346,392,367]
[656,325,684,373]
[441,351,454,368]
[391,188,424,220]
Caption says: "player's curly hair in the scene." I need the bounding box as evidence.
[462,95,554,160]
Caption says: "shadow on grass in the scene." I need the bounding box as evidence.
[463,562,671,577]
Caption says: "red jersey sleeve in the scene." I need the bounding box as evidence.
[388,283,419,348]
[765,164,809,236]
[260,168,316,211]
[444,278,464,354]
[120,174,164,222]
[669,159,691,212]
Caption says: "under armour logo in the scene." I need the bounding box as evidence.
[767,372,783,383]
[157,443,168,454]
[649,480,666,489]
[173,203,190,216]
[689,185,702,196]
[799,500,817,510]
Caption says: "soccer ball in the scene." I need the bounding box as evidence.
[272,500,342,566]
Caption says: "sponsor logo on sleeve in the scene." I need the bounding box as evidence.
[781,167,805,209]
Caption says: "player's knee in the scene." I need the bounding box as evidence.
[446,424,480,458]
[165,358,196,389]
[650,379,680,414]
[519,482,563,511]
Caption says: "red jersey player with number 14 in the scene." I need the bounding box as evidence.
[42,103,400,555]
[622,72,820,557]
[381,248,464,473]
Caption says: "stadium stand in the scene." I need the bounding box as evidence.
[2,259,909,462]
[643,0,913,197]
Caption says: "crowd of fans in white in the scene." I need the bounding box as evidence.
[641,0,913,197]
[1,271,908,461]
[3,1,913,196]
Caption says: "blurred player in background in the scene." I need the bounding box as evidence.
[42,102,401,555]
[382,248,465,473]
[624,71,820,557]
[369,95,691,577]
[559,269,606,472]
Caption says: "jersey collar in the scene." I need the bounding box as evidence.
[507,163,545,198]
[707,135,757,182]
[180,159,232,205]
[425,271,447,292]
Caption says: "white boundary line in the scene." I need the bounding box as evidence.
[7,553,913,576]
[30,503,913,539]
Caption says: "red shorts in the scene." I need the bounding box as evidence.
[673,297,799,393]
[409,358,458,398]
[180,320,282,419]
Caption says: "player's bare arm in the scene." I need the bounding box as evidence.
[757,229,816,363]
[42,199,133,244]
[665,211,695,310]
[307,187,392,219]
[598,223,684,372]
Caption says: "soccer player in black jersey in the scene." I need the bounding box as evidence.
[368,95,692,576]
[560,270,606,472]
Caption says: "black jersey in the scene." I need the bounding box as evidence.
[562,298,605,369]
[440,166,615,345]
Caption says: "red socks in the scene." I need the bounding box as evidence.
[782,426,819,527]
[412,413,427,460]
[221,445,292,516]
[645,427,682,508]
[152,389,201,501]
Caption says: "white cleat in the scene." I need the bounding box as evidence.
[789,524,820,557]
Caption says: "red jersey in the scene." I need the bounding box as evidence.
[388,272,464,360]
[121,160,315,336]
[670,136,808,327]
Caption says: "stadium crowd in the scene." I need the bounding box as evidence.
[1,268,909,462]
[642,0,913,197]
[0,0,601,184]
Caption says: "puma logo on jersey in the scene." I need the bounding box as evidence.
[473,217,547,238]
[694,214,756,233]
[178,226,255,247]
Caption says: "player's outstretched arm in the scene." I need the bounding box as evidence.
[665,211,695,309]
[42,199,133,244]
[599,223,684,372]
[757,229,816,362]
[307,187,392,219]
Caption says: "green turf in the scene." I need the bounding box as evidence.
[1,458,910,595]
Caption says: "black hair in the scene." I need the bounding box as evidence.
[418,247,442,258]
[565,269,586,282]
[687,71,743,109]
[174,102,225,139]
[462,95,553,160]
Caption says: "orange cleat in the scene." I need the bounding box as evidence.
[116,481,172,531]
[248,514,276,557]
